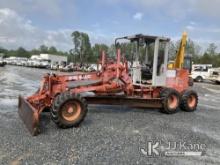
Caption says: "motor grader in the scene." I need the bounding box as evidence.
[18,33,198,136]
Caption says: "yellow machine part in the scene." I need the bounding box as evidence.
[168,61,174,69]
[168,32,187,69]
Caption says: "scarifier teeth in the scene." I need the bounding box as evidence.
[18,96,40,136]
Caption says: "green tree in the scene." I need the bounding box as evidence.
[68,49,76,63]
[30,48,40,55]
[39,45,48,53]
[206,43,217,56]
[92,44,109,60]
[71,31,92,64]
[0,47,8,57]
[108,44,116,58]
[16,47,30,57]
[200,52,213,64]
[81,32,93,63]
[48,46,58,54]
[71,31,80,54]
[120,43,133,61]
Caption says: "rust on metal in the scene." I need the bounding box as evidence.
[18,96,40,136]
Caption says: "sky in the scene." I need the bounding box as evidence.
[0,0,220,52]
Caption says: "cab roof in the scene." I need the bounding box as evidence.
[116,34,170,43]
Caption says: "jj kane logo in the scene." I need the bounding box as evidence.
[140,140,206,157]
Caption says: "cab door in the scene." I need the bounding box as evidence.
[152,38,169,86]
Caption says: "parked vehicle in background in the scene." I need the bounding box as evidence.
[72,64,81,71]
[16,60,23,66]
[15,58,28,66]
[61,63,74,72]
[4,57,17,65]
[87,64,99,72]
[207,68,220,84]
[3,54,68,70]
[0,59,6,67]
[191,64,212,82]
[26,59,34,67]
[40,54,67,68]
[51,62,59,70]
[58,63,66,71]
[39,59,50,69]
[32,60,39,67]
[0,54,6,67]
[21,59,28,66]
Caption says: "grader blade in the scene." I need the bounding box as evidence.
[18,96,40,136]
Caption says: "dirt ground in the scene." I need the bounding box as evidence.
[0,65,220,165]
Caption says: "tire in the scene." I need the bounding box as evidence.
[180,90,198,112]
[195,76,203,82]
[215,81,220,85]
[51,92,88,128]
[160,88,180,114]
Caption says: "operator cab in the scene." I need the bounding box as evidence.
[115,34,170,86]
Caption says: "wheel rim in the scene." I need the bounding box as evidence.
[187,95,196,108]
[61,101,81,122]
[197,77,202,82]
[168,95,178,109]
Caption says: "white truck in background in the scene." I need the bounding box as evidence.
[207,68,220,84]
[191,64,212,82]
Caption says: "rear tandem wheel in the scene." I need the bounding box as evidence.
[180,90,198,112]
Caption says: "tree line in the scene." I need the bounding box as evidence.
[0,31,220,67]
[0,45,68,58]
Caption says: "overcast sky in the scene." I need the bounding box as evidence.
[0,0,220,51]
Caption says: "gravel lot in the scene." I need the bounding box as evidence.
[0,65,220,165]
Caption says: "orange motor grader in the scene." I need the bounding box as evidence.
[18,33,198,136]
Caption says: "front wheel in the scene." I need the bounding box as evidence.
[160,88,180,114]
[51,92,88,128]
[180,90,198,112]
[195,76,203,82]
